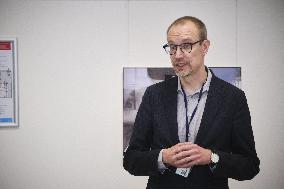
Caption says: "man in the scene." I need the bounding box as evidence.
[123,16,260,189]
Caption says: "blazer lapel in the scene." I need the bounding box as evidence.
[195,75,224,145]
[163,77,180,144]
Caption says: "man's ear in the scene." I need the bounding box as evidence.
[202,40,210,55]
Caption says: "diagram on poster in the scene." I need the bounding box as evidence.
[0,68,12,98]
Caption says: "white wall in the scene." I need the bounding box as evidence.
[0,0,283,189]
[235,1,284,188]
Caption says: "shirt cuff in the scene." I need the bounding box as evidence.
[157,149,167,171]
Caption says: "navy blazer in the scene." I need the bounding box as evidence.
[123,72,260,189]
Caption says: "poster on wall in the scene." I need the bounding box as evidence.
[123,67,241,151]
[0,38,19,127]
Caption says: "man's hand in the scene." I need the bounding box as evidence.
[162,142,212,168]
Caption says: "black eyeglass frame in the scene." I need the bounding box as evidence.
[163,40,203,55]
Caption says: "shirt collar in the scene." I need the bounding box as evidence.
[177,68,212,95]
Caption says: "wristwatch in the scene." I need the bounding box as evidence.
[211,150,219,164]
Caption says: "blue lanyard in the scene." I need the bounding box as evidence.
[180,81,206,142]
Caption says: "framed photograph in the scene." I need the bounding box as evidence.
[0,38,19,127]
[123,67,241,151]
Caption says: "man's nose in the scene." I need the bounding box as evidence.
[174,46,183,58]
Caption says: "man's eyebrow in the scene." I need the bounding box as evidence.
[181,39,195,43]
[168,41,194,45]
[168,38,195,43]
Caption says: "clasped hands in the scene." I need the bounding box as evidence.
[162,142,212,168]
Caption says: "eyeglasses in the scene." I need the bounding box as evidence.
[162,40,203,55]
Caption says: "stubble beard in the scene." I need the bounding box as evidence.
[176,70,192,77]
[174,66,193,78]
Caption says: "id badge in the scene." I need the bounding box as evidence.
[175,168,191,177]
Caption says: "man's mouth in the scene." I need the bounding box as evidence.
[175,63,186,70]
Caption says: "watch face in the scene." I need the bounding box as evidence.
[211,153,219,163]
